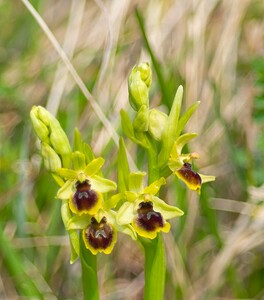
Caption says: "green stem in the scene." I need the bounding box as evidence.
[80,238,99,300]
[141,137,166,300]
[141,234,166,300]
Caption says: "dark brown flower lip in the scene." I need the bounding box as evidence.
[84,217,114,250]
[177,162,201,188]
[73,180,98,211]
[136,201,164,232]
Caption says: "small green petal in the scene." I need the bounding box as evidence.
[83,157,104,176]
[116,202,135,225]
[143,177,166,195]
[175,133,197,155]
[57,180,74,199]
[67,215,90,230]
[128,172,146,192]
[90,175,117,193]
[56,168,78,180]
[152,196,184,220]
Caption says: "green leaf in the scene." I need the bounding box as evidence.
[74,128,84,152]
[121,109,135,140]
[159,86,183,167]
[72,151,86,171]
[118,138,130,192]
[83,143,95,164]
[176,101,200,137]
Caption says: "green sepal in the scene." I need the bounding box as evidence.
[152,196,184,219]
[175,101,200,137]
[159,86,183,167]
[124,191,138,202]
[61,200,80,263]
[67,215,90,230]
[57,180,74,199]
[56,168,78,180]
[83,157,104,176]
[69,230,80,264]
[72,151,86,171]
[116,201,134,225]
[133,104,149,132]
[128,172,146,192]
[143,177,166,195]
[90,175,117,193]
[51,173,65,187]
[118,138,130,192]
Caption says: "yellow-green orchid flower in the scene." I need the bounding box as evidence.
[116,172,184,239]
[66,207,136,255]
[168,133,215,193]
[56,152,116,216]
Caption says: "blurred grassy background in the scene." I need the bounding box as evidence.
[1,0,264,299]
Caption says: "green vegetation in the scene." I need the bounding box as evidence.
[1,1,264,299]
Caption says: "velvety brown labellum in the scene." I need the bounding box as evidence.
[84,217,113,250]
[178,163,201,186]
[73,180,98,211]
[136,201,164,231]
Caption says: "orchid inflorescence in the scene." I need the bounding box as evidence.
[30,62,214,262]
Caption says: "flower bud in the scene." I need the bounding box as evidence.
[41,142,62,172]
[30,107,50,143]
[133,104,149,132]
[30,106,72,167]
[148,109,168,141]
[128,62,152,111]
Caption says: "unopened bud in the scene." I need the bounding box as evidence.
[41,142,62,172]
[128,62,152,111]
[30,106,72,167]
[30,107,50,143]
[148,109,168,141]
[133,105,149,132]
